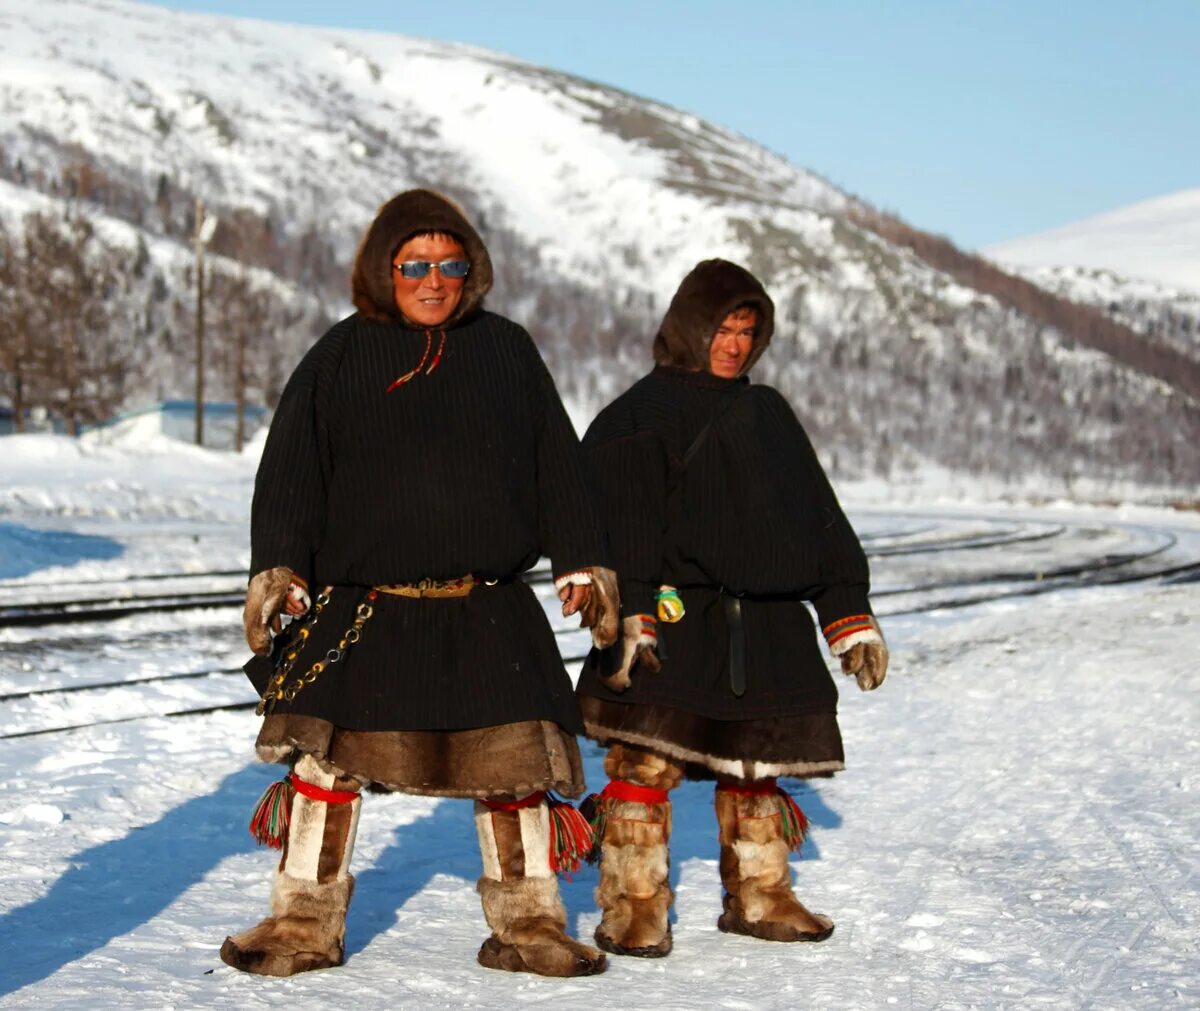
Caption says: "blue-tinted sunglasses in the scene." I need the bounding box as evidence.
[393,259,470,280]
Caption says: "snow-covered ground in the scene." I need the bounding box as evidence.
[1,432,1198,1009]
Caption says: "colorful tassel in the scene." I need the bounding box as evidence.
[775,788,809,853]
[248,778,291,849]
[580,792,606,864]
[547,795,595,877]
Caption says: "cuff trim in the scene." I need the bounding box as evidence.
[287,580,311,612]
[823,614,882,655]
[554,569,593,590]
[635,614,656,643]
[829,627,884,656]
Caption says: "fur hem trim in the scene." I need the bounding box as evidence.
[252,720,585,802]
[585,721,844,780]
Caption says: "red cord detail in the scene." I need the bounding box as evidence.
[386,329,433,392]
[481,790,547,812]
[716,778,779,797]
[603,780,669,805]
[426,330,447,374]
[289,772,360,805]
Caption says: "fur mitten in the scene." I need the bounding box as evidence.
[823,614,887,691]
[839,640,888,691]
[244,567,295,655]
[601,615,660,692]
[574,566,621,650]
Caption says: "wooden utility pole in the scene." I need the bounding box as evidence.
[193,198,218,445]
[194,196,205,446]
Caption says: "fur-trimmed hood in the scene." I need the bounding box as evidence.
[351,189,493,328]
[652,259,775,375]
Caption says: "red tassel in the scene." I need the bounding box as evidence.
[776,788,809,853]
[248,778,291,848]
[547,795,595,877]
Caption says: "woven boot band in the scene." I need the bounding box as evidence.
[480,790,546,812]
[603,780,669,805]
[716,778,779,797]
[289,772,359,805]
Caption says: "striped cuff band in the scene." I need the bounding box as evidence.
[822,614,883,655]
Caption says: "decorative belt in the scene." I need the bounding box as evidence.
[375,575,496,599]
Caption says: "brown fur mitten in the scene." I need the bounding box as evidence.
[840,640,888,691]
[244,567,294,655]
[577,566,620,649]
[601,615,659,692]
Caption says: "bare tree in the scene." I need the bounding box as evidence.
[15,209,132,433]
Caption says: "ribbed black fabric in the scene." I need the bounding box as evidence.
[246,310,607,733]
[576,365,874,725]
[250,312,607,587]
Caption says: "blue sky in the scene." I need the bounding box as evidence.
[160,1,1198,250]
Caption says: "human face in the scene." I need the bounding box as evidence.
[708,308,757,378]
[391,233,467,327]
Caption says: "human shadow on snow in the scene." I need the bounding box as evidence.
[0,522,124,580]
[0,753,844,996]
[0,762,275,997]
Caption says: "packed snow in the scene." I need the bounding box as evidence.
[0,429,1198,1009]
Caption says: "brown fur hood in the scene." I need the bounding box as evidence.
[351,189,494,328]
[652,259,775,374]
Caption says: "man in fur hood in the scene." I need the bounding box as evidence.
[221,189,618,978]
[576,258,886,956]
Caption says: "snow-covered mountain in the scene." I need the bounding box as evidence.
[1,0,1198,497]
[985,190,1200,295]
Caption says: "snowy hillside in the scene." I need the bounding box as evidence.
[2,0,1199,494]
[985,189,1200,294]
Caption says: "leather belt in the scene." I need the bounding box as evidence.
[722,592,746,697]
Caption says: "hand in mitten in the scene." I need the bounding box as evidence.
[557,566,621,649]
[243,567,307,655]
[840,640,888,691]
[600,614,660,692]
[824,614,887,691]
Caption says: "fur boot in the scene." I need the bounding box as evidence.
[592,744,683,957]
[474,795,606,976]
[220,754,362,975]
[714,782,834,942]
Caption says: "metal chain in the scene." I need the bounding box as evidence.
[257,590,377,716]
[256,589,330,716]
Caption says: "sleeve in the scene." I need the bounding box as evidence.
[582,419,668,619]
[248,345,330,589]
[767,390,881,651]
[523,336,611,578]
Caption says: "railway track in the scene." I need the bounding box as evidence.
[3,517,1196,741]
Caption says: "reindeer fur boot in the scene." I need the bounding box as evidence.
[220,754,362,975]
[714,781,834,943]
[475,794,606,977]
[591,744,683,957]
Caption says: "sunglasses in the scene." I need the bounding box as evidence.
[393,259,470,280]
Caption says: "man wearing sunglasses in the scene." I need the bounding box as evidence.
[222,189,618,979]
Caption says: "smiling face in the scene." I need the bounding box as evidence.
[391,232,467,327]
[707,306,758,379]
